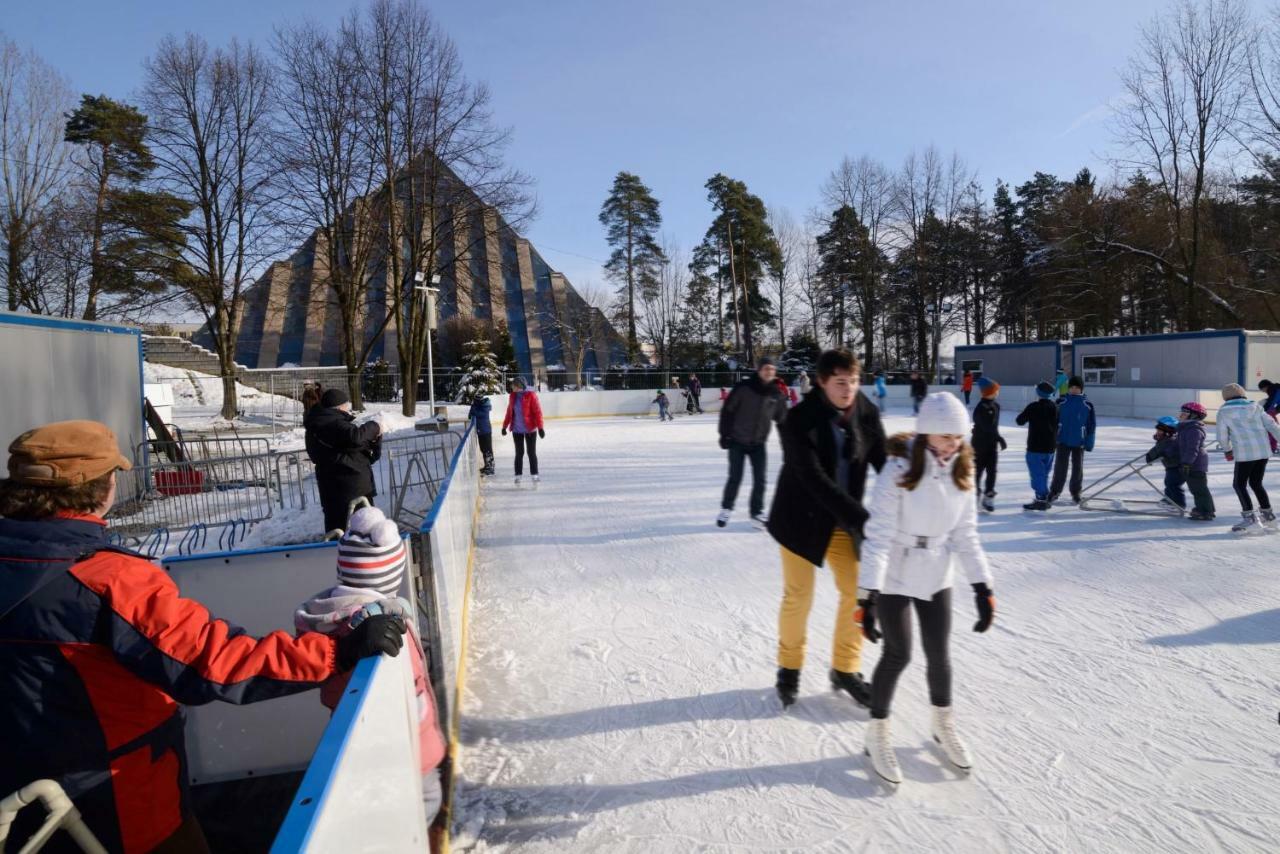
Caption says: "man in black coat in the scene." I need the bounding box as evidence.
[304,388,383,533]
[909,371,928,414]
[766,349,886,708]
[716,359,785,526]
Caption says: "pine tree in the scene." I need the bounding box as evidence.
[815,205,881,363]
[453,338,506,402]
[64,94,190,320]
[492,320,519,375]
[599,172,665,364]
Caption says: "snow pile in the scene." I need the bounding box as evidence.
[456,411,1280,852]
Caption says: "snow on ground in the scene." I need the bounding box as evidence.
[456,407,1280,853]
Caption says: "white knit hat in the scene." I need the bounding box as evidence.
[917,392,971,435]
[336,507,407,596]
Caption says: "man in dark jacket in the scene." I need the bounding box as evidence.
[0,421,405,853]
[1016,381,1060,510]
[909,371,928,414]
[688,374,704,414]
[469,394,495,475]
[971,377,1007,512]
[766,349,886,709]
[1048,376,1097,505]
[717,359,785,527]
[304,388,383,534]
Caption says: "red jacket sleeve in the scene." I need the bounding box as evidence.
[502,393,515,431]
[529,392,544,430]
[72,552,337,706]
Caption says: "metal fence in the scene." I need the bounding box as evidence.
[107,427,467,558]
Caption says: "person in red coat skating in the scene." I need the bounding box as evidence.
[502,377,546,485]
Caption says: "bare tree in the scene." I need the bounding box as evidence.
[1112,0,1251,327]
[275,19,384,408]
[892,146,942,372]
[766,206,799,350]
[794,222,824,345]
[549,281,608,388]
[0,35,73,311]
[143,35,278,420]
[638,237,687,368]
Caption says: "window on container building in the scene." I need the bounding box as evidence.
[1082,354,1117,386]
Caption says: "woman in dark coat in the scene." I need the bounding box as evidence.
[304,388,382,534]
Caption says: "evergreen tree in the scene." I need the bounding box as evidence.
[453,337,506,402]
[599,172,665,363]
[689,174,781,364]
[779,330,821,375]
[815,204,882,365]
[492,320,519,376]
[64,94,190,320]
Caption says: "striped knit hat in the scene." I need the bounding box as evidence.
[336,507,407,596]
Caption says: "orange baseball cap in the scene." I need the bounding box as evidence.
[7,420,133,486]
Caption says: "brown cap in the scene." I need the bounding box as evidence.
[7,420,133,486]
[1222,382,1247,401]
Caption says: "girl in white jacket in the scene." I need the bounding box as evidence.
[857,392,995,784]
[1217,382,1280,533]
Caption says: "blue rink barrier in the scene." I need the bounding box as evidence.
[270,420,479,852]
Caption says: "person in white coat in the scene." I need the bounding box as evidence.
[1217,382,1280,533]
[856,392,996,784]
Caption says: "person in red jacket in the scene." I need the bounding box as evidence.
[501,377,546,485]
[0,421,407,854]
[961,371,974,405]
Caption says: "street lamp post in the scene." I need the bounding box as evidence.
[414,271,442,422]
[925,301,953,385]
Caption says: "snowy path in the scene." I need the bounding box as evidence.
[455,409,1280,853]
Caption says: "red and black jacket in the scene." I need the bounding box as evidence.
[0,514,337,853]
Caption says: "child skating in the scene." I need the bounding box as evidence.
[857,393,995,784]
[970,377,1006,512]
[1145,417,1185,510]
[652,390,674,421]
[1216,384,1280,533]
[1015,381,1059,511]
[1175,403,1215,521]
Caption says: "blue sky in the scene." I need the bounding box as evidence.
[5,0,1204,292]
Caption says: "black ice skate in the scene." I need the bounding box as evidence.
[829,669,871,707]
[981,491,995,513]
[776,667,800,709]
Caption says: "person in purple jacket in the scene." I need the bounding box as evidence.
[1175,402,1215,521]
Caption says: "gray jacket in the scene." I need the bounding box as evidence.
[719,376,784,446]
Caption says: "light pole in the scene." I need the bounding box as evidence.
[925,300,953,385]
[414,271,442,422]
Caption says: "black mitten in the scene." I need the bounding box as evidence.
[972,583,995,633]
[856,589,881,643]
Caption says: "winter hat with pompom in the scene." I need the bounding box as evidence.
[336,506,407,596]
[917,392,971,435]
[1221,383,1247,401]
[976,377,1000,398]
[1035,381,1055,399]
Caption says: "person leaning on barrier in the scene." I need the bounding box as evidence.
[0,420,407,854]
[304,387,383,535]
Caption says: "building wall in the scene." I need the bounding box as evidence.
[1244,332,1280,388]
[1072,331,1243,388]
[953,342,1062,386]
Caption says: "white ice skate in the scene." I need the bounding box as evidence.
[1260,508,1279,532]
[750,512,768,530]
[864,718,902,784]
[1232,510,1266,535]
[931,705,973,770]
[716,509,731,528]
[532,474,541,486]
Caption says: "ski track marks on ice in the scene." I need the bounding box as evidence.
[455,411,1280,853]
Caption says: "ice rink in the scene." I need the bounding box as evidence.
[455,405,1280,853]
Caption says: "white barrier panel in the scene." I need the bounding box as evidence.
[473,387,726,427]
[902,386,1260,423]
[270,653,428,853]
[163,540,417,784]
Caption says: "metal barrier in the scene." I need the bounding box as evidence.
[137,434,271,464]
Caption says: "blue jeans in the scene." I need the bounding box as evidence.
[1025,452,1054,500]
[723,442,767,517]
[1163,466,1186,508]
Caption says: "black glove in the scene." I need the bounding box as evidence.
[856,589,881,643]
[538,428,545,439]
[501,427,508,436]
[336,613,407,671]
[997,436,1007,452]
[719,436,730,450]
[972,583,995,633]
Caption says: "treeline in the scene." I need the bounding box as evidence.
[602,0,1280,375]
[0,0,530,417]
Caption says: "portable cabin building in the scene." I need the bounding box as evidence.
[1070,330,1280,390]
[951,341,1067,387]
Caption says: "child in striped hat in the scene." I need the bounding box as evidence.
[294,506,446,829]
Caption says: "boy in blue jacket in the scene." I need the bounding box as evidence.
[469,395,495,476]
[1048,376,1096,504]
[1145,416,1184,509]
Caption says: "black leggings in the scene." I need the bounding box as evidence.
[870,588,952,719]
[1233,458,1270,511]
[974,446,997,494]
[513,432,538,476]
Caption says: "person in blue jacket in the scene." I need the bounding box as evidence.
[874,370,887,412]
[1054,368,1070,400]
[468,394,495,476]
[1048,376,1096,504]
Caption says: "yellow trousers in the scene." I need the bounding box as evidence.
[777,529,862,673]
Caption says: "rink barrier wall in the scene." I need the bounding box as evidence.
[270,421,481,851]
[473,386,725,426]
[909,385,1264,423]
[0,311,147,475]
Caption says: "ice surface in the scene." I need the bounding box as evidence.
[456,408,1280,853]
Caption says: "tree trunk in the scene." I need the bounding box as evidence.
[83,149,110,321]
